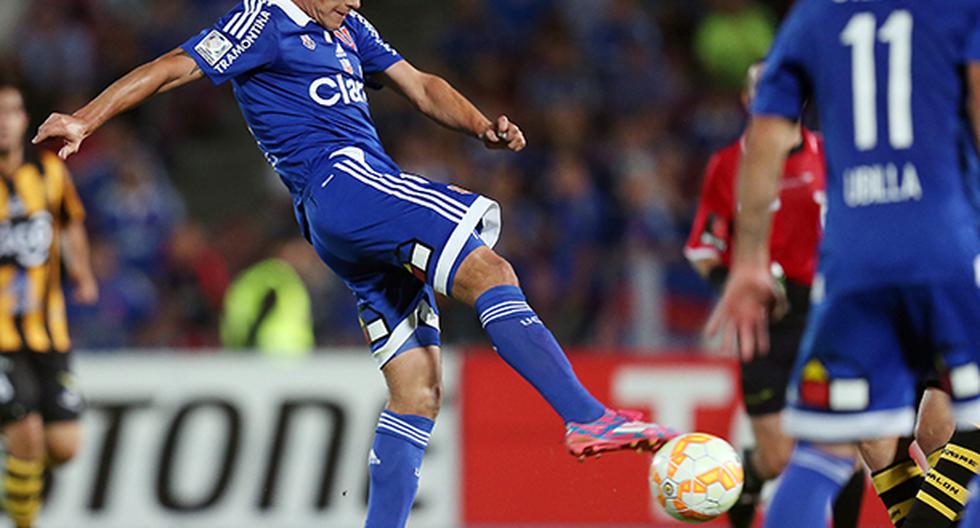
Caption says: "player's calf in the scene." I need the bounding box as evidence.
[365,347,441,528]
[44,421,82,467]
[3,416,46,528]
[454,247,676,455]
[904,428,980,528]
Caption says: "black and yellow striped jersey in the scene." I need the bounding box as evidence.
[0,149,85,353]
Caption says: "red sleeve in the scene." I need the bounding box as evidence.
[685,148,735,265]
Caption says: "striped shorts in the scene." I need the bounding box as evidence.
[298,147,500,367]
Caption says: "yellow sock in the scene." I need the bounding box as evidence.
[3,455,43,528]
[871,458,923,527]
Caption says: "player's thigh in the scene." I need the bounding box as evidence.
[0,351,42,429]
[740,317,802,417]
[858,437,912,472]
[32,352,84,426]
[783,288,918,443]
[301,148,501,298]
[44,421,82,466]
[382,345,442,419]
[915,387,955,456]
[451,246,519,306]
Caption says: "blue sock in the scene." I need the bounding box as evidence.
[475,285,605,424]
[765,443,855,528]
[365,410,434,528]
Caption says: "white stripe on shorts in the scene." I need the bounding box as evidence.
[335,164,463,224]
[340,158,469,218]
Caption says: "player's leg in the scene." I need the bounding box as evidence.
[862,436,923,527]
[452,246,676,456]
[772,288,918,528]
[728,414,792,527]
[43,422,81,467]
[902,283,980,528]
[730,297,864,528]
[764,441,859,528]
[35,352,83,468]
[0,353,45,528]
[365,345,441,528]
[3,416,45,528]
[301,150,471,528]
[915,387,955,457]
[451,247,603,423]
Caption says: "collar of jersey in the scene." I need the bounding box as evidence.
[269,0,314,27]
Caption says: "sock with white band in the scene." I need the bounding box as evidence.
[365,410,434,528]
[765,443,856,528]
[475,285,605,424]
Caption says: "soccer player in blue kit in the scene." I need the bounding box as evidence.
[708,1,980,527]
[31,1,678,526]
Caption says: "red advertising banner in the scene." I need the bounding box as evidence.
[461,351,891,527]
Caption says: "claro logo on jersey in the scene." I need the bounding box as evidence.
[309,74,367,107]
[203,9,272,74]
[0,211,54,268]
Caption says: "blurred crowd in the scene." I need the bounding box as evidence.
[0,0,793,352]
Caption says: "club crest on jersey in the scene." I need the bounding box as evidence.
[301,34,316,51]
[335,44,354,74]
[334,27,357,50]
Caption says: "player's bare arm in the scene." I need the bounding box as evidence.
[33,48,203,160]
[378,60,526,152]
[706,115,797,360]
[63,222,98,305]
[969,63,980,152]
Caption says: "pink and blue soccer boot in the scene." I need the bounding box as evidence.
[564,408,678,459]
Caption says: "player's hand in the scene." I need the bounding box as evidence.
[480,115,527,152]
[705,265,780,361]
[32,113,90,160]
[72,274,99,305]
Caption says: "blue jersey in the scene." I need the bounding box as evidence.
[180,0,404,196]
[754,0,980,295]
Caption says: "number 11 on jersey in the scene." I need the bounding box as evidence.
[841,10,914,151]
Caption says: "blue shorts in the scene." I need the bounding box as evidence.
[783,281,980,442]
[295,147,501,368]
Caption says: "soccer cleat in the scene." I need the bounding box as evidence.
[565,408,678,459]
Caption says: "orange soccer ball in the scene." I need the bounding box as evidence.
[650,433,745,523]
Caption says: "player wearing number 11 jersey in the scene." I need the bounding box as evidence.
[708,1,980,527]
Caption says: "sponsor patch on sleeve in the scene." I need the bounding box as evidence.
[195,30,233,67]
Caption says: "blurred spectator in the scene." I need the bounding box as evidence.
[694,0,775,89]
[221,239,315,356]
[84,137,186,278]
[151,222,230,348]
[16,0,96,104]
[3,0,801,351]
[68,238,157,349]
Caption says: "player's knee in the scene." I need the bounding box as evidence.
[915,416,955,456]
[756,441,793,478]
[915,389,955,455]
[452,247,520,306]
[4,415,46,460]
[46,440,80,467]
[391,381,442,420]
